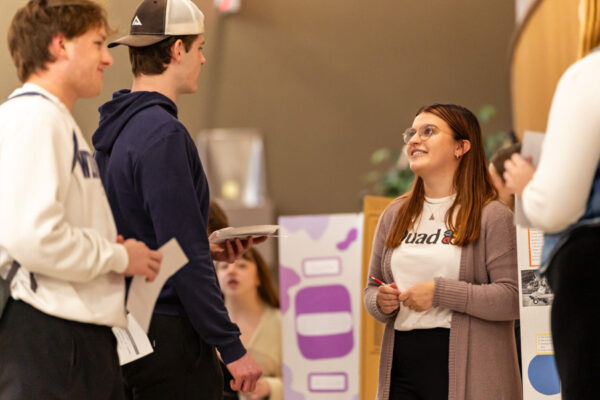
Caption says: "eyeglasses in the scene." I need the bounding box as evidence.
[402,124,441,144]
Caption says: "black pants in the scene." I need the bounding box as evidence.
[389,328,449,400]
[546,224,600,400]
[0,299,124,400]
[122,313,223,400]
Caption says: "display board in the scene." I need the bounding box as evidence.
[516,226,561,399]
[279,214,363,399]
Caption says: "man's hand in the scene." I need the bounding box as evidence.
[226,353,263,393]
[376,282,401,314]
[209,228,268,263]
[503,153,536,196]
[247,378,270,399]
[122,238,162,282]
[398,281,435,312]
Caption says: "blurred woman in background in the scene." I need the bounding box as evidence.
[216,248,282,400]
[365,103,521,400]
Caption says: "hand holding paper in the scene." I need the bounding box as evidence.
[504,131,545,227]
[122,238,163,282]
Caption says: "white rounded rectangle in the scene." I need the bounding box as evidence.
[296,312,352,336]
[302,258,341,277]
[309,373,347,392]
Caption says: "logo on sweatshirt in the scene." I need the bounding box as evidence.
[402,229,455,245]
[76,150,100,179]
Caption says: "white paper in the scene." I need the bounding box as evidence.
[112,313,154,365]
[515,131,546,227]
[127,238,189,332]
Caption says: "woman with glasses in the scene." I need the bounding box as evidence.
[364,103,521,400]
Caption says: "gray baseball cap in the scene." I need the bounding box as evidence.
[109,0,205,48]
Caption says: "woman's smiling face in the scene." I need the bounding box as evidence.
[406,112,460,178]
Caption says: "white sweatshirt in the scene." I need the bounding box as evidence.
[522,50,600,233]
[0,84,128,328]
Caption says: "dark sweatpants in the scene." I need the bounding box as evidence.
[123,313,223,400]
[546,224,600,400]
[0,299,125,400]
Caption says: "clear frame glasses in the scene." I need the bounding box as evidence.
[402,124,441,144]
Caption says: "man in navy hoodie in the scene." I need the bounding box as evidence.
[93,0,263,398]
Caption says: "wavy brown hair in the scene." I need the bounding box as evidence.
[385,104,498,248]
[8,0,109,82]
[242,248,280,308]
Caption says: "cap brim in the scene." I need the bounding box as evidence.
[108,34,169,48]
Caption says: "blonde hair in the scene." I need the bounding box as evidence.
[578,0,600,58]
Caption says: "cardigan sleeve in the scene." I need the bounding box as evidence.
[432,202,519,321]
[363,201,401,323]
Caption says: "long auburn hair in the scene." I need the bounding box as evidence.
[385,104,497,248]
[242,248,280,308]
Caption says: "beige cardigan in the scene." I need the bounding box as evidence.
[240,306,282,400]
[364,199,522,400]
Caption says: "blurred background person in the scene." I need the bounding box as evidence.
[209,200,281,400]
[365,103,521,400]
[216,248,282,400]
[489,143,521,211]
[504,1,600,397]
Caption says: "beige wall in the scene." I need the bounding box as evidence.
[1,0,515,216]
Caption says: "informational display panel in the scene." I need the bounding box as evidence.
[279,214,363,400]
[516,226,561,399]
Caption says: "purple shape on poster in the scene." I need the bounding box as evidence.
[295,285,354,360]
[280,215,330,240]
[283,364,305,400]
[279,265,301,315]
[337,228,358,251]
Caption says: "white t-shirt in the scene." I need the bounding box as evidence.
[391,194,461,331]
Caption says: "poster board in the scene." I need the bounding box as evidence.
[517,226,561,398]
[279,213,363,399]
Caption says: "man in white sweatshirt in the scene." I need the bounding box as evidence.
[0,1,162,399]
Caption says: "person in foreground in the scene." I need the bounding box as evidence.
[0,1,161,399]
[93,0,262,398]
[364,103,521,400]
[504,1,600,397]
[217,248,282,400]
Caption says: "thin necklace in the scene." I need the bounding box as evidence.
[424,201,443,221]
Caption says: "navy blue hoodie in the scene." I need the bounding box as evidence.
[93,90,245,363]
